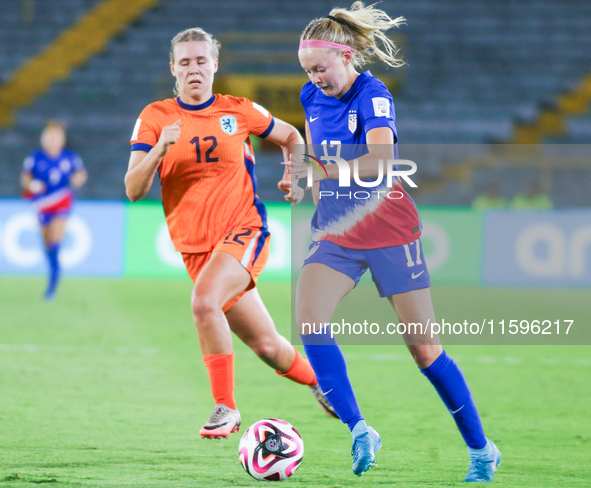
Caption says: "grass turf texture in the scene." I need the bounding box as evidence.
[1,276,590,487]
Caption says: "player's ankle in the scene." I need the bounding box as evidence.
[350,419,368,437]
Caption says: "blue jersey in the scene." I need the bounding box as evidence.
[300,70,420,249]
[23,149,83,213]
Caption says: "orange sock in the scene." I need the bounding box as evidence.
[276,347,317,386]
[202,352,237,410]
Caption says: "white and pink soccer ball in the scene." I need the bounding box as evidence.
[238,418,304,481]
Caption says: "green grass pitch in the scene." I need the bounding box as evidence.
[1,276,590,487]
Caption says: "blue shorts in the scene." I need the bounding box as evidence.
[38,210,69,227]
[303,239,431,297]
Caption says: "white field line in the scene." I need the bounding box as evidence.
[0,344,589,367]
[0,344,158,356]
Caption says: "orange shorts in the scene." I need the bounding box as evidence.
[182,226,271,312]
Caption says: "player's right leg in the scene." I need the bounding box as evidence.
[296,248,381,476]
[183,251,252,439]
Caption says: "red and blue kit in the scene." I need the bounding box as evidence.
[301,70,421,249]
[23,149,84,225]
[300,70,429,295]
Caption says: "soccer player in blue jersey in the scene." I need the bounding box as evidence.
[21,121,87,300]
[285,2,501,481]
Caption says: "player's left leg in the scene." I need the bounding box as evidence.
[297,258,381,477]
[367,241,499,481]
[40,214,67,300]
[225,288,338,418]
[388,288,500,482]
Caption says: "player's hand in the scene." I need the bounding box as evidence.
[28,179,46,194]
[278,180,305,206]
[282,156,326,188]
[157,120,181,157]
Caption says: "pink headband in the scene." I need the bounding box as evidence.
[299,40,355,51]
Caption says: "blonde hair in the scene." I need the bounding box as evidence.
[44,120,66,132]
[169,27,220,63]
[301,1,405,68]
[169,28,221,96]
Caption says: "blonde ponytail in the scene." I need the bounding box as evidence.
[301,1,405,68]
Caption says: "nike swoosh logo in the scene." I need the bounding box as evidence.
[202,419,238,430]
[322,388,333,395]
[450,405,464,415]
[310,116,319,122]
[411,270,425,279]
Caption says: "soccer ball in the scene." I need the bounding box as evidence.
[238,418,304,481]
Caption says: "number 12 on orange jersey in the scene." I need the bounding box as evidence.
[190,136,218,163]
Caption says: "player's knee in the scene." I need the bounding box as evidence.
[191,295,219,324]
[296,303,328,330]
[251,339,281,362]
[412,346,442,369]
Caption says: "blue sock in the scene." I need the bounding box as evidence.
[421,350,486,449]
[301,331,364,432]
[46,243,60,294]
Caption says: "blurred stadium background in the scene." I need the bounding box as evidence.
[1,0,590,204]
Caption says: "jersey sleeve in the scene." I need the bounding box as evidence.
[241,99,275,138]
[130,104,162,152]
[22,154,35,172]
[359,84,398,142]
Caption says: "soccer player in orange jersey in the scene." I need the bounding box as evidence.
[124,27,336,439]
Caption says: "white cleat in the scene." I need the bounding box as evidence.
[200,404,241,439]
[464,438,502,482]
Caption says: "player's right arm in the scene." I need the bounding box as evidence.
[303,121,320,207]
[21,172,33,190]
[124,120,181,202]
[21,155,45,195]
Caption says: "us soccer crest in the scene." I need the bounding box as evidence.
[220,115,238,135]
[348,111,357,133]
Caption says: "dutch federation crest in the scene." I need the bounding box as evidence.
[348,112,357,133]
[220,115,238,135]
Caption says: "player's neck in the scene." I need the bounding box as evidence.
[178,90,214,106]
[336,71,359,99]
[44,148,63,158]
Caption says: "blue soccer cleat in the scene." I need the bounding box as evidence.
[43,287,56,302]
[351,423,382,476]
[464,438,501,482]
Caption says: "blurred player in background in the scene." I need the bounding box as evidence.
[124,27,333,440]
[510,182,553,210]
[21,120,87,300]
[287,2,501,481]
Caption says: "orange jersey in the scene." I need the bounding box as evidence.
[130,95,275,252]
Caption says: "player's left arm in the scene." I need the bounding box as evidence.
[70,169,87,189]
[294,126,412,183]
[344,126,395,179]
[69,154,87,188]
[288,126,396,183]
[322,127,395,180]
[264,118,306,205]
